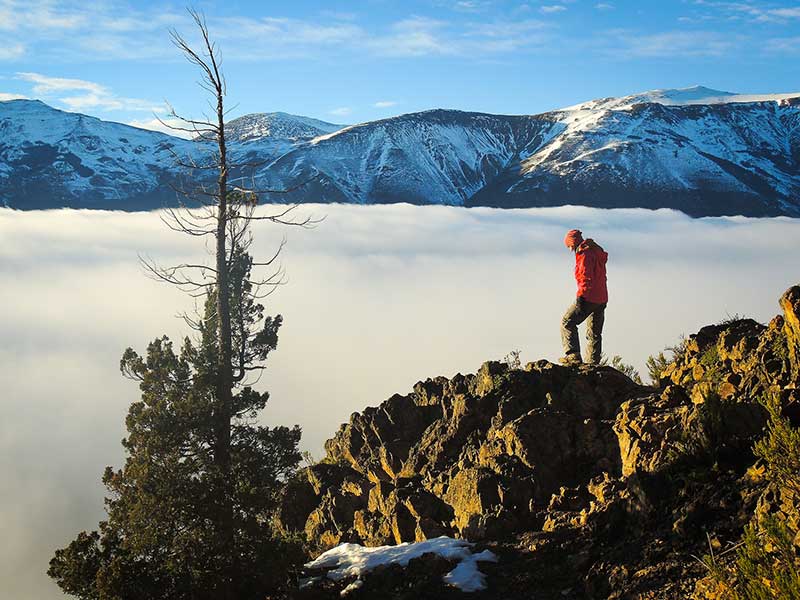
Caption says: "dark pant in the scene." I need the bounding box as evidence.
[561,297,606,364]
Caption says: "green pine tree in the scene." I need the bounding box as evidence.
[48,253,305,600]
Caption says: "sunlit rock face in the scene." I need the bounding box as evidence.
[3,86,799,216]
[278,359,646,547]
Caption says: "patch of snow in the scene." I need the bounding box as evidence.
[442,548,499,593]
[304,536,499,593]
[340,579,363,596]
[298,576,322,590]
[308,123,362,145]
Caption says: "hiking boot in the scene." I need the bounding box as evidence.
[559,354,583,366]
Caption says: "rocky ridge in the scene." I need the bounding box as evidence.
[283,285,800,599]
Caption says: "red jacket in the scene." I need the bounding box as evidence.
[574,239,608,304]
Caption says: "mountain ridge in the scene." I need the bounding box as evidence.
[2,86,799,216]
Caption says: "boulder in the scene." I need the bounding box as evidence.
[483,408,621,500]
[442,467,503,535]
[614,387,693,477]
[324,393,443,481]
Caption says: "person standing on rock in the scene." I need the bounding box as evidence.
[560,229,608,366]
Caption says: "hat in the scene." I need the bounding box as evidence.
[564,229,583,249]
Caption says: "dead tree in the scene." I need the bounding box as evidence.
[141,9,318,598]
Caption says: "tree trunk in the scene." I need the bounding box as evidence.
[214,86,235,600]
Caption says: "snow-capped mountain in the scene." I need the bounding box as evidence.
[0,99,193,209]
[238,86,800,216]
[2,86,799,216]
[226,112,343,142]
[244,110,560,206]
[481,87,800,216]
[222,112,346,171]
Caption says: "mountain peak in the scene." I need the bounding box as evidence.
[621,85,799,107]
[561,85,800,116]
[226,111,344,142]
[631,85,734,105]
[0,98,58,113]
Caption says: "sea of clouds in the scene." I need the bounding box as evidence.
[2,204,799,599]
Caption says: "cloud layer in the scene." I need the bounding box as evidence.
[2,205,800,599]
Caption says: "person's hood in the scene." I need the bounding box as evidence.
[577,238,604,254]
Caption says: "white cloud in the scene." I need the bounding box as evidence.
[127,117,194,138]
[16,71,106,95]
[441,19,553,54]
[451,0,492,12]
[319,10,359,21]
[0,0,87,31]
[329,106,353,117]
[216,16,365,59]
[2,206,800,600]
[0,42,24,60]
[677,14,714,23]
[218,12,534,61]
[764,36,800,53]
[0,1,183,62]
[467,19,548,37]
[691,1,800,23]
[59,93,161,113]
[0,0,792,69]
[374,100,398,108]
[0,1,550,64]
[217,13,550,60]
[15,71,163,113]
[0,91,28,100]
[603,30,735,58]
[0,1,181,33]
[368,16,455,57]
[764,7,800,20]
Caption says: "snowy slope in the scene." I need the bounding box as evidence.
[0,99,193,209]
[1,87,799,216]
[482,88,800,215]
[225,112,345,162]
[245,110,561,206]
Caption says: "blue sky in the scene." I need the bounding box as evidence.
[1,0,798,132]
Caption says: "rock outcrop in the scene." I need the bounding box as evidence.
[286,284,800,599]
[278,362,644,549]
